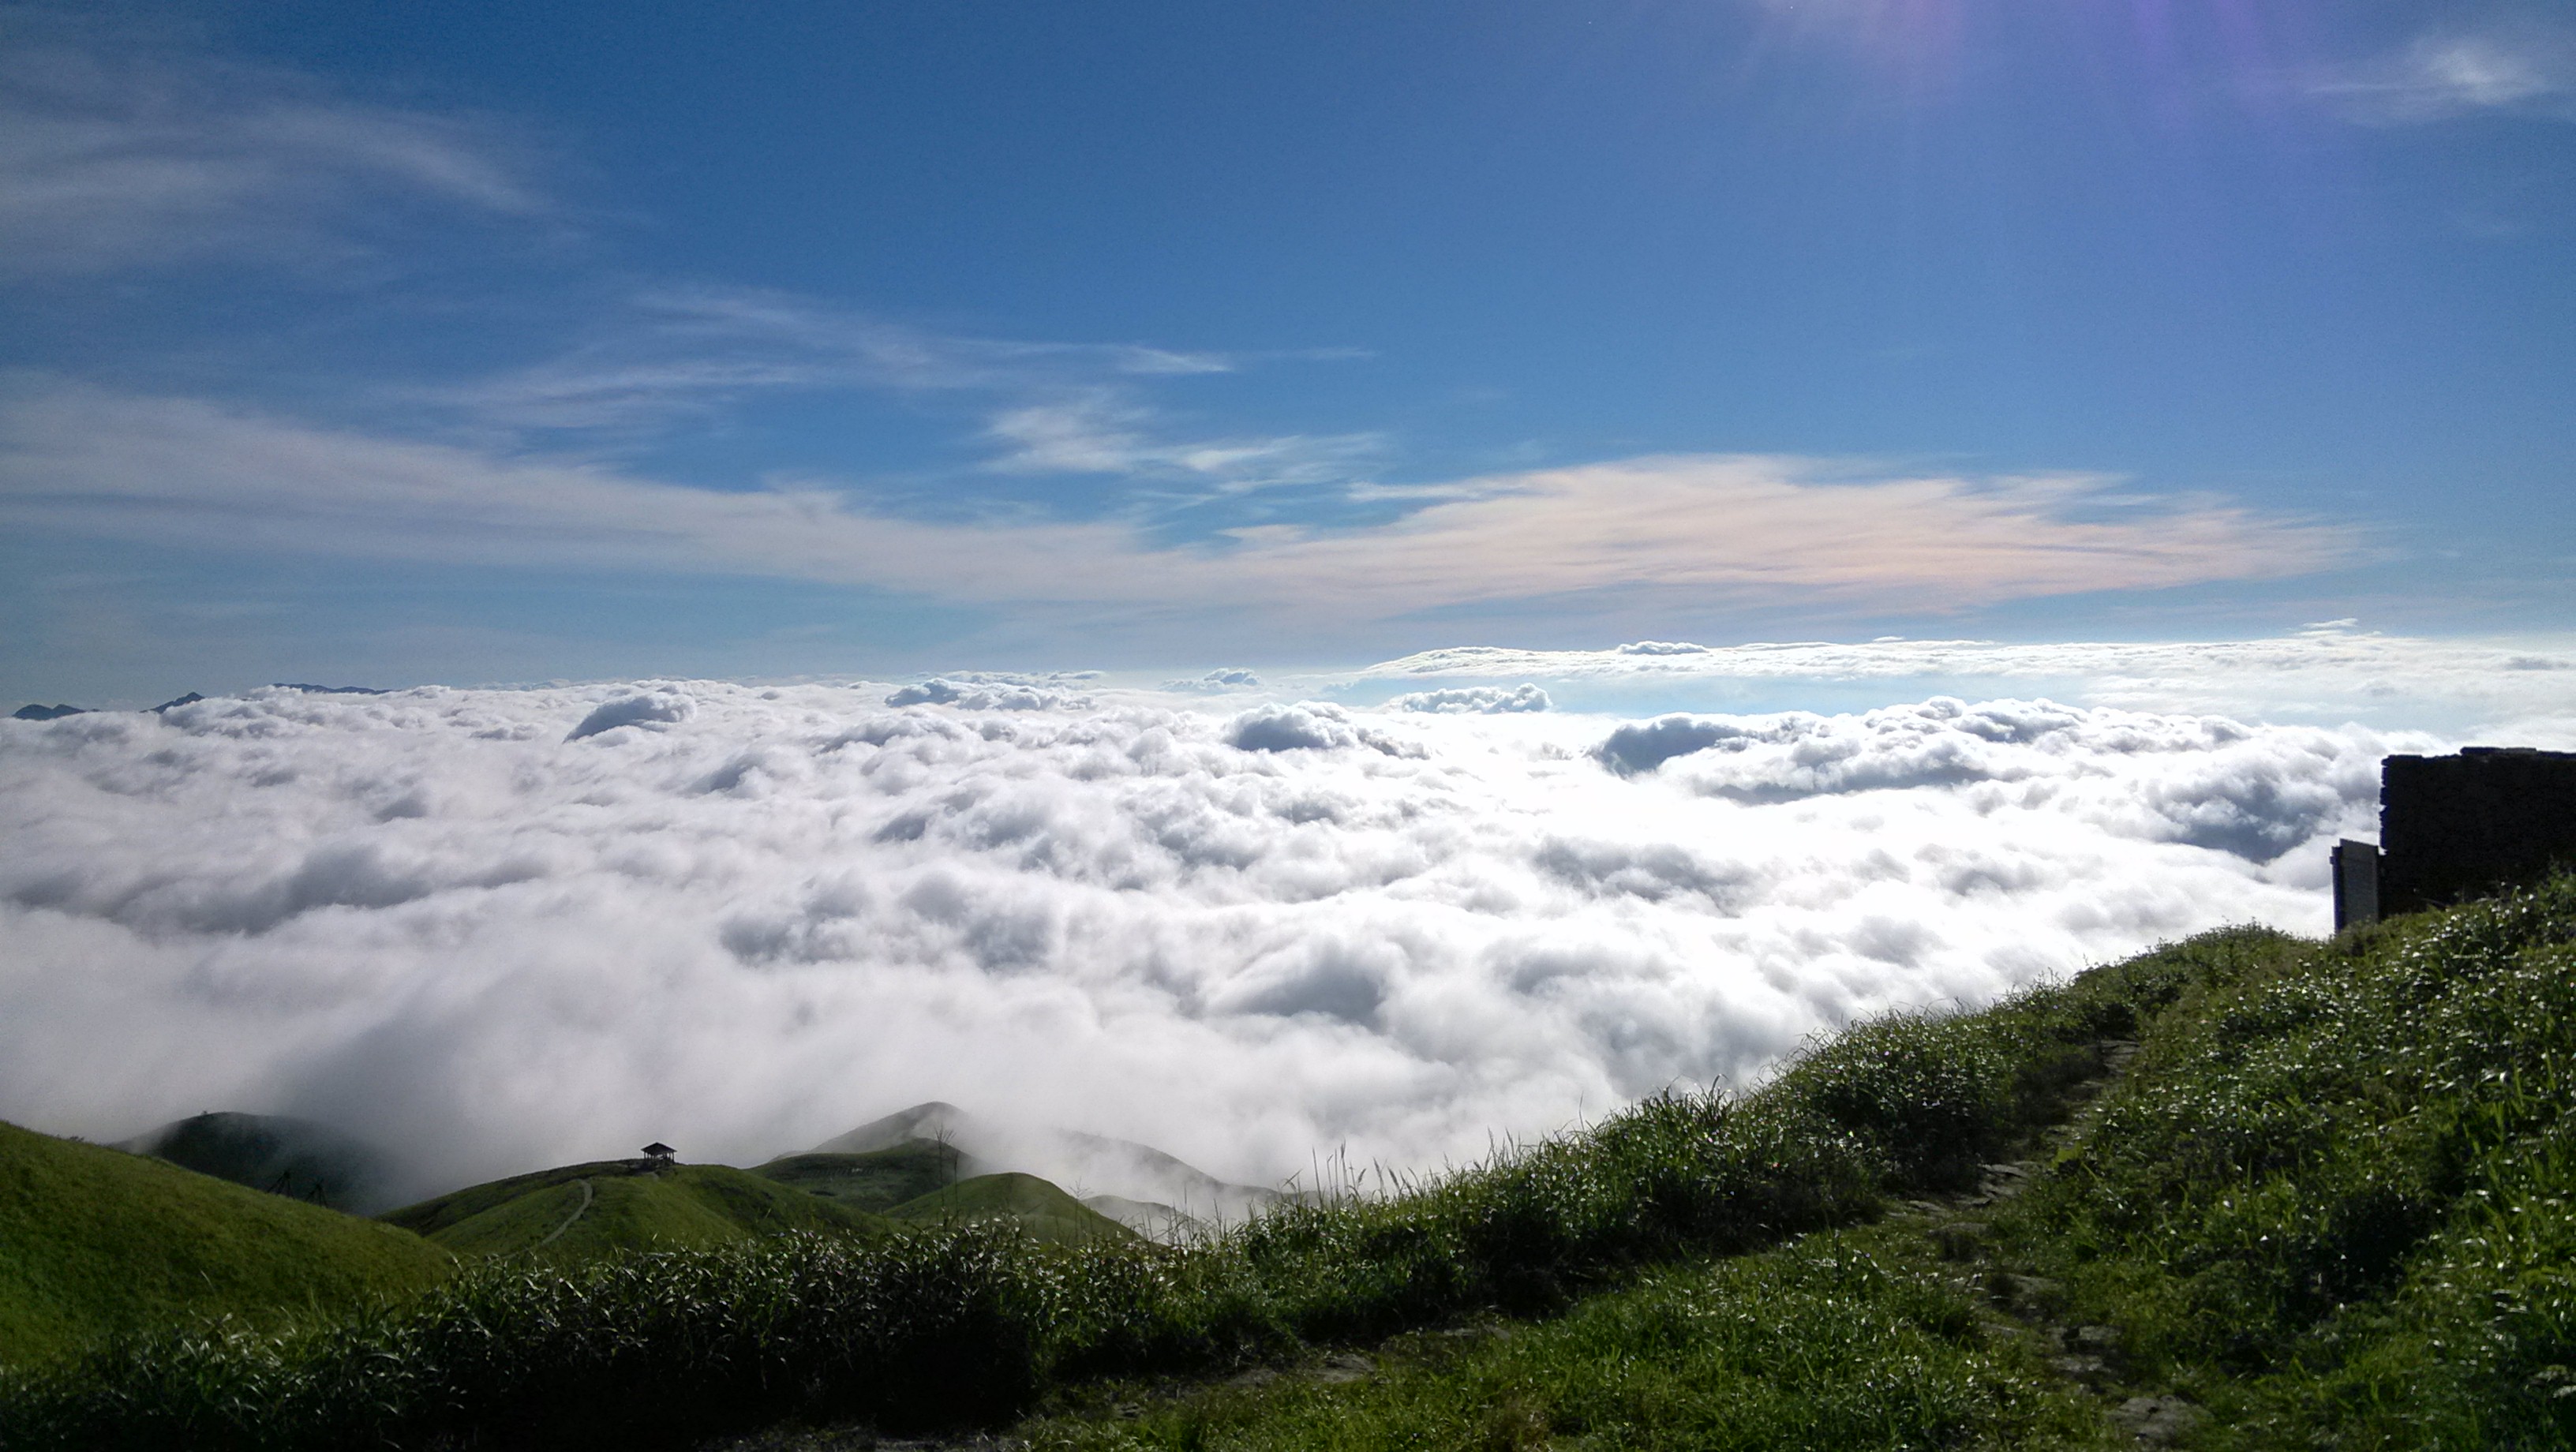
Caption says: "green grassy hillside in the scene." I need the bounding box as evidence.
[15,881,2576,1450]
[752,1140,963,1212]
[886,1172,1136,1246]
[380,1160,889,1259]
[0,1121,451,1367]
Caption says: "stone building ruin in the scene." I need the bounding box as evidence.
[2334,747,2576,931]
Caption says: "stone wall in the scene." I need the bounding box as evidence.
[2380,748,2576,916]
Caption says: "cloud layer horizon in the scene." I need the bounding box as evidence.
[2,673,2498,1203]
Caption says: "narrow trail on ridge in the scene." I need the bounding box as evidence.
[525,1178,593,1256]
[1884,1039,2205,1448]
[695,1034,2204,1451]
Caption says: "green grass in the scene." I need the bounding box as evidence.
[1995,875,2576,1448]
[14,885,2576,1450]
[0,919,2200,1446]
[753,1141,964,1213]
[383,1161,891,1259]
[0,1121,452,1367]
[1027,1225,2116,1452]
[888,1173,1136,1247]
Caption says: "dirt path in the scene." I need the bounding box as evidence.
[526,1177,593,1255]
[695,1038,2196,1450]
[1885,1040,2205,1447]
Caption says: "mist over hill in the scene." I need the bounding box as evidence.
[809,1101,1282,1229]
[0,668,2541,1198]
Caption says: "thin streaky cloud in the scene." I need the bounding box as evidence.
[0,9,547,275]
[983,391,1386,492]
[438,287,1377,492]
[0,384,2361,624]
[2307,20,2576,125]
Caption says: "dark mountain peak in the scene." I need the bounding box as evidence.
[11,704,86,720]
[118,1110,396,1213]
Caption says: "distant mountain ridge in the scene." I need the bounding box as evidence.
[808,1100,1286,1235]
[103,1099,1287,1241]
[10,683,383,723]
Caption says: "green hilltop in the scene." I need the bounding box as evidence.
[748,1142,1136,1244]
[883,1171,1136,1246]
[751,1140,964,1213]
[0,1121,451,1366]
[0,1129,1127,1368]
[378,1158,897,1260]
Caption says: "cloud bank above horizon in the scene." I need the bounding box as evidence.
[1351,628,2576,735]
[0,676,2510,1201]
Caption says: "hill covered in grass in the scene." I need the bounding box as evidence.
[885,1172,1136,1246]
[0,1122,452,1366]
[751,1141,964,1213]
[9,880,2576,1449]
[380,1159,892,1259]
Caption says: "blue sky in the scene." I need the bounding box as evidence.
[2,0,2572,703]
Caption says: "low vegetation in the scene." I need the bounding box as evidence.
[886,1173,1136,1247]
[1025,1223,2120,1452]
[383,1161,893,1259]
[0,1124,451,1367]
[1998,878,2576,1446]
[751,1142,965,1213]
[4,878,2572,1450]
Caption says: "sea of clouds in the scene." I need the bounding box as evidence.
[0,660,2556,1203]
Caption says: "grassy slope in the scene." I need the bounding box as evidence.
[17,887,2576,1449]
[752,1141,962,1213]
[384,1162,889,1259]
[1028,1224,2117,1452]
[1044,882,2576,1451]
[887,1173,1136,1246]
[1996,877,2576,1447]
[0,1121,451,1366]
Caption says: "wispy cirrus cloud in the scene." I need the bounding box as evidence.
[429,287,1378,495]
[983,391,1385,492]
[0,8,547,276]
[438,287,1248,432]
[0,383,2360,629]
[2307,19,2576,125]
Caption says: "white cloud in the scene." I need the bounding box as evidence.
[566,687,698,739]
[2308,21,2576,125]
[436,289,1252,436]
[420,289,1378,499]
[1361,629,2576,733]
[0,680,2487,1203]
[0,384,2361,627]
[1385,684,1552,715]
[886,678,1092,711]
[1164,669,1264,694]
[981,390,1384,492]
[0,9,544,275]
